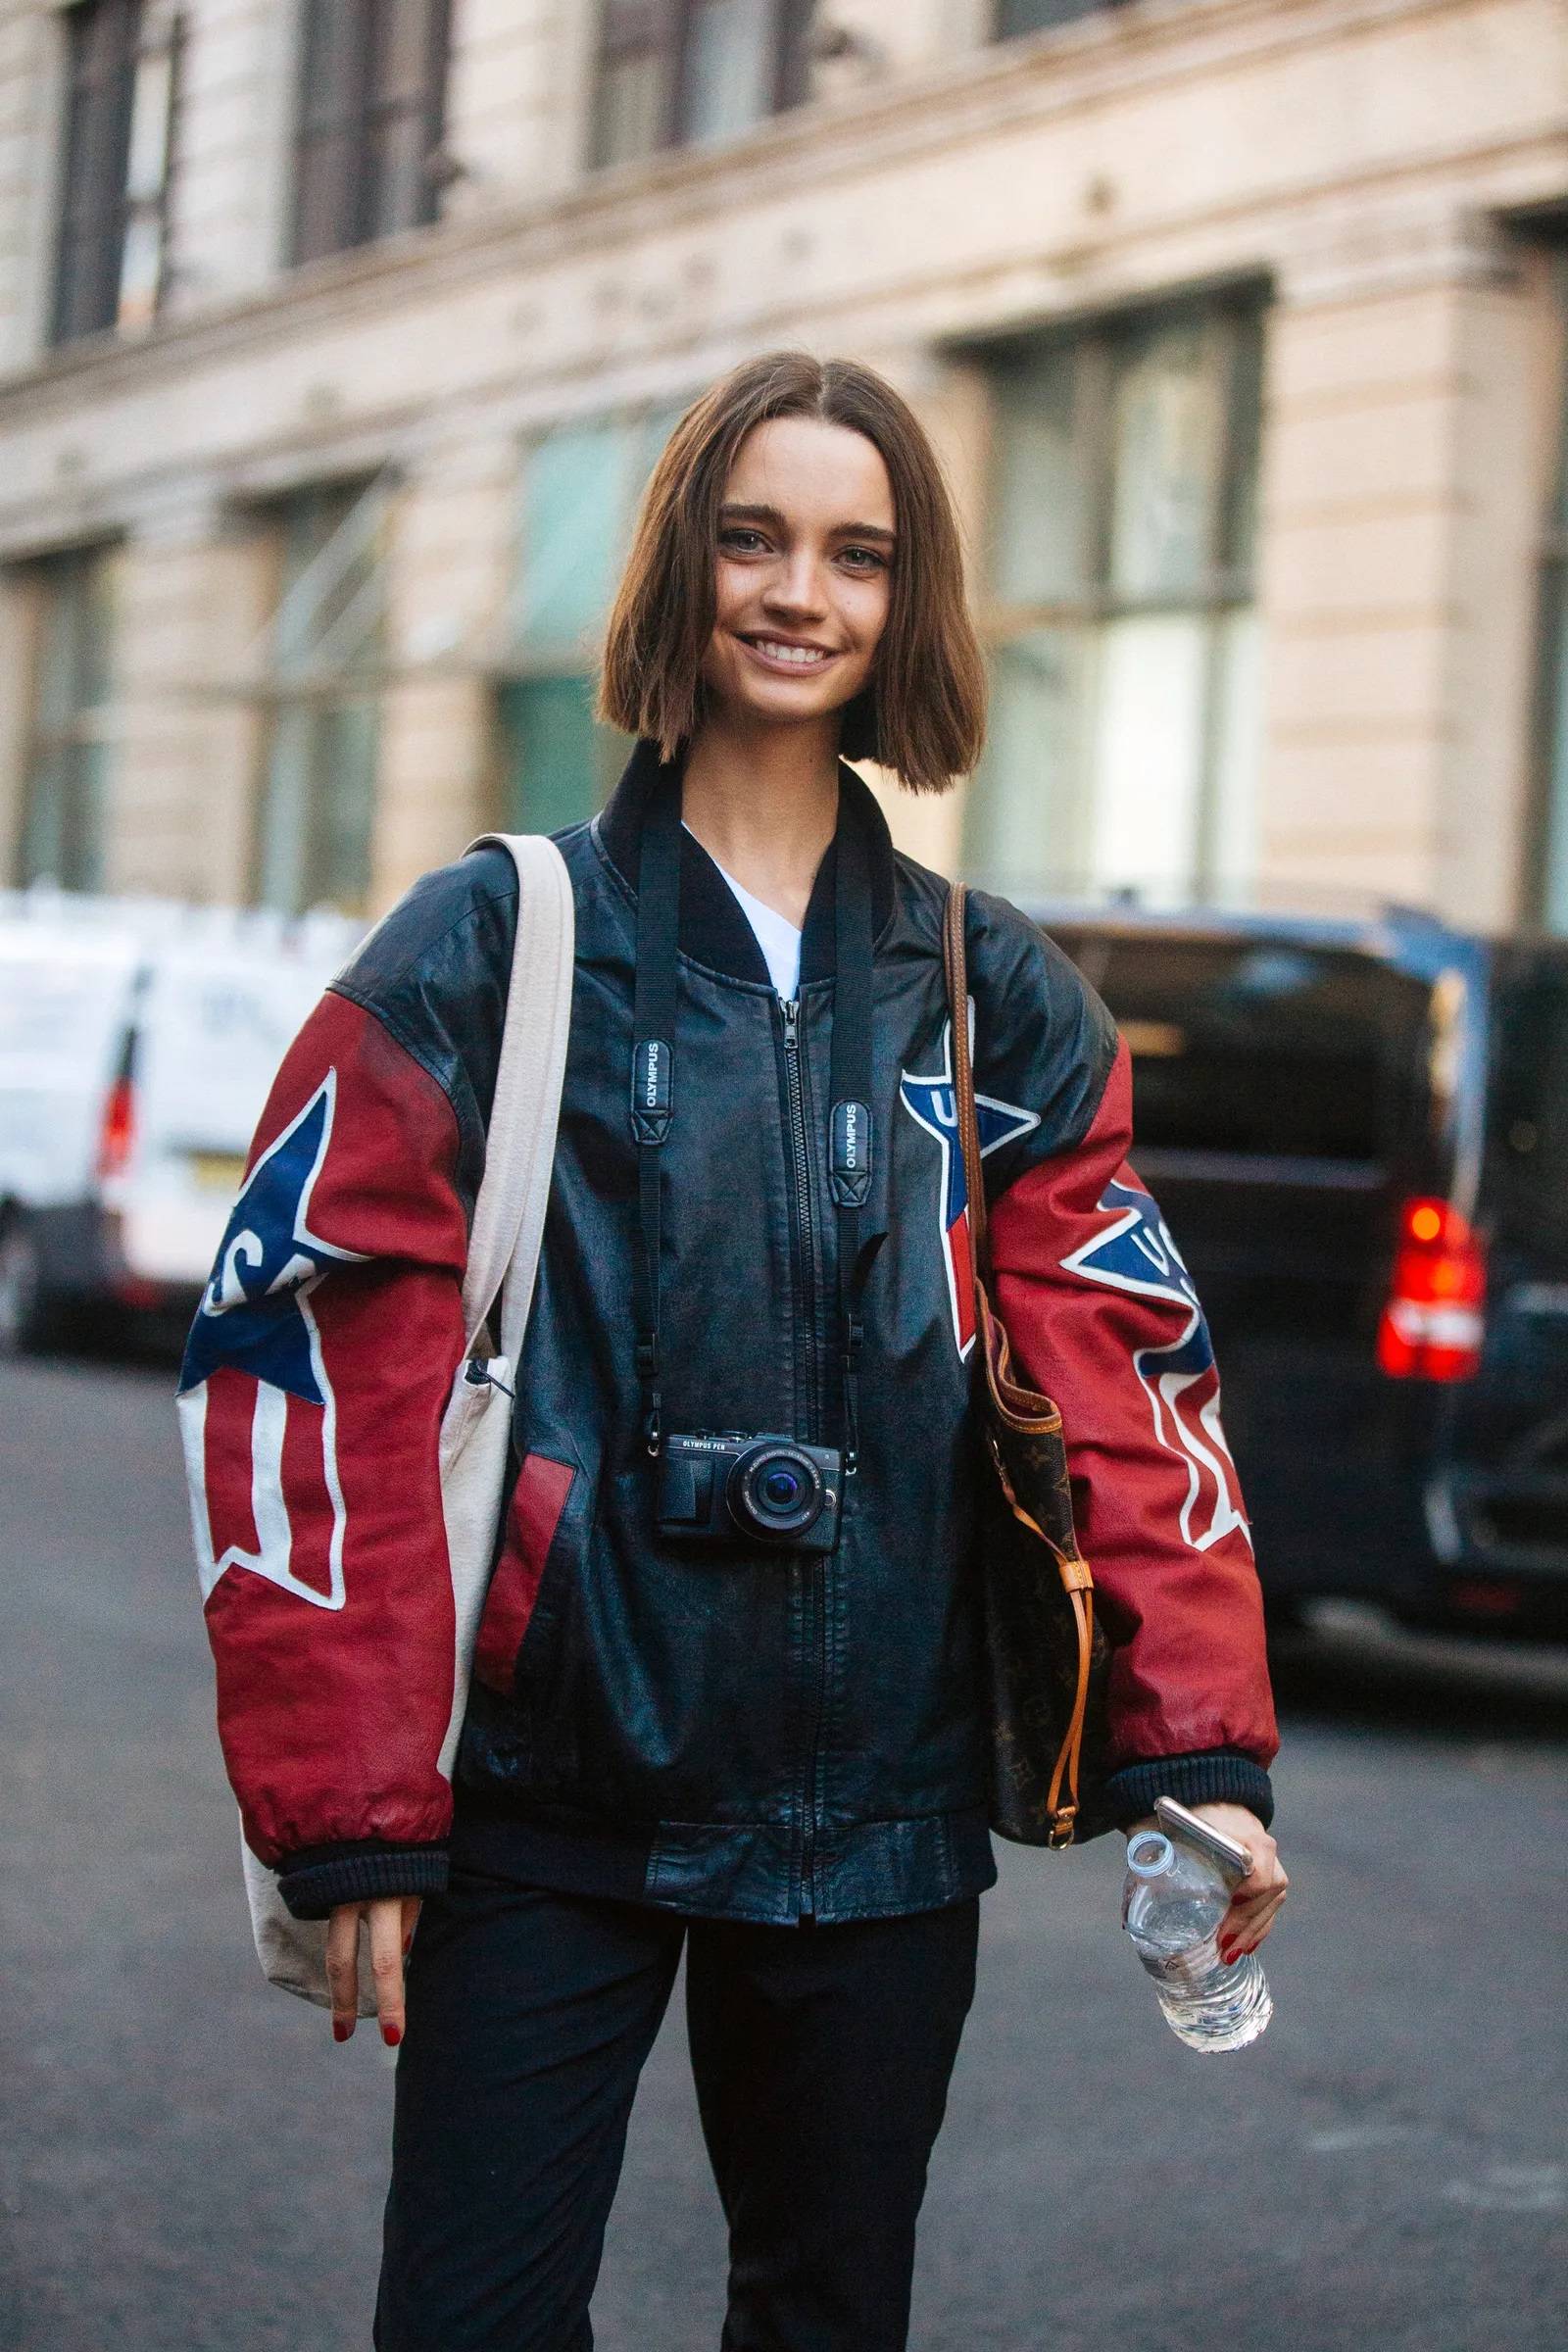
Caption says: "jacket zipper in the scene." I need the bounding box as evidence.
[779,996,820,1438]
[779,992,826,1915]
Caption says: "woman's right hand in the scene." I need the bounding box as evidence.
[326,1894,422,2045]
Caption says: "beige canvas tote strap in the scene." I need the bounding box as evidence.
[459,833,575,1358]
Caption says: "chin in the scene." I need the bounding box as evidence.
[715,669,865,733]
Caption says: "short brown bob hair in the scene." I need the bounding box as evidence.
[598,351,987,795]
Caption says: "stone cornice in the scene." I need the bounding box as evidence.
[0,0,1527,423]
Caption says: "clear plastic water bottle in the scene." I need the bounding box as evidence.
[1122,1828,1272,2053]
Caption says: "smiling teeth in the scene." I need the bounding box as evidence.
[755,641,829,665]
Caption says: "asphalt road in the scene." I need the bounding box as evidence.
[3,1349,1565,2352]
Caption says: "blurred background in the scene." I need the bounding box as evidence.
[1,4,1566,2349]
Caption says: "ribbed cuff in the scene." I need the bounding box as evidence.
[276,1840,450,1922]
[1102,1748,1274,1834]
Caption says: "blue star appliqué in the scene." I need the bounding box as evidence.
[179,1072,367,1401]
[900,1005,1040,1353]
[1061,1177,1211,1365]
[899,1006,1040,1237]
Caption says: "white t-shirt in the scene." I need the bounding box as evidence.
[683,823,804,1001]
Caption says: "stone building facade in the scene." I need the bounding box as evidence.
[0,0,1565,926]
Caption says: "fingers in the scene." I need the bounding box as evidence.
[1131,1802,1290,1964]
[1218,1830,1289,1959]
[1231,1829,1283,1896]
[326,1898,412,2044]
[368,1897,408,2047]
[326,1902,365,2042]
[1219,1881,1289,1961]
[1229,1834,1286,1914]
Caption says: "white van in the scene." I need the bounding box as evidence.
[0,890,363,1353]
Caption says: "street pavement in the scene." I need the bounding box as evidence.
[3,1348,1565,2352]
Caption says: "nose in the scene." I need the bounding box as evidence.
[760,544,829,624]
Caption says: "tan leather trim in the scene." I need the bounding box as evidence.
[945,879,1097,1847]
[942,881,990,1279]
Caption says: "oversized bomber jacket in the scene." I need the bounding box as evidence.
[178,742,1279,1928]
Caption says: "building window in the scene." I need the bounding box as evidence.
[498,408,683,831]
[52,0,138,343]
[1538,265,1568,931]
[291,0,451,267]
[254,482,388,915]
[967,295,1265,905]
[591,0,811,170]
[995,1,1131,36]
[51,1,180,346]
[17,547,122,891]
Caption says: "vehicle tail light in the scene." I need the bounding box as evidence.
[97,1073,137,1182]
[1448,1579,1522,1618]
[1376,1197,1486,1382]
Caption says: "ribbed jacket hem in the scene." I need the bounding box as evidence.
[277,1842,450,1922]
[1102,1749,1274,1834]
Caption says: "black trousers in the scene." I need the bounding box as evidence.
[373,1866,981,2352]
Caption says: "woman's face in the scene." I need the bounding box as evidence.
[701,415,896,736]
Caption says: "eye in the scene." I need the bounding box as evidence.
[719,527,769,555]
[839,545,888,572]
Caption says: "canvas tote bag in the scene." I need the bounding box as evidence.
[240,833,574,2010]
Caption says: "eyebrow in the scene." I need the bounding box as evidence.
[719,502,897,546]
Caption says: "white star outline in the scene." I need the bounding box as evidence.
[176,1068,369,1610]
[1060,1182,1252,1554]
[900,996,1041,1358]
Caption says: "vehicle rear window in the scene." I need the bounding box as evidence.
[1490,961,1568,1240]
[1046,931,1431,1166]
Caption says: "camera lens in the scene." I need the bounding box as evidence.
[729,1442,823,1542]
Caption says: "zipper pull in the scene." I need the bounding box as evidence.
[780,996,799,1050]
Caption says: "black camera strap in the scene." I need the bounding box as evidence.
[630,768,682,1451]
[629,765,878,1468]
[827,809,876,1475]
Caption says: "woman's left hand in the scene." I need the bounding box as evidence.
[1129,1801,1288,1964]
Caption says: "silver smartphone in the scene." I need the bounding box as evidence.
[1153,1794,1254,1886]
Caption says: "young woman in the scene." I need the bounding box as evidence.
[183,352,1286,2350]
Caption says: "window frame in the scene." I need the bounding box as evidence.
[980,294,1261,639]
[1531,247,1568,932]
[16,544,122,893]
[494,402,687,831]
[50,0,143,347]
[969,287,1267,903]
[589,0,813,172]
[994,0,1134,40]
[249,480,390,917]
[288,0,453,269]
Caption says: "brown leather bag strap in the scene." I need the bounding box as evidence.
[942,881,990,1283]
[944,878,1099,1847]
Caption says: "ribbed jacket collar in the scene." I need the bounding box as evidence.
[593,737,898,988]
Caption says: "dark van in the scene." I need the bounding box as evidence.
[1031,905,1568,1642]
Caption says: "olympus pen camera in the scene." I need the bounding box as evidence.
[657,1431,844,1555]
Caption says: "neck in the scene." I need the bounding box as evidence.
[679,710,842,927]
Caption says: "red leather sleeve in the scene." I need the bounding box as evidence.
[986,1037,1280,1777]
[176,989,470,1868]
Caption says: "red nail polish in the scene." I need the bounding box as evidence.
[382,2023,403,2048]
[402,1936,413,1957]
[332,2020,351,2042]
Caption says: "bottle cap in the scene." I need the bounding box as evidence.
[1126,1831,1174,1878]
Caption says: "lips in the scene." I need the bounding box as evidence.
[739,635,839,673]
